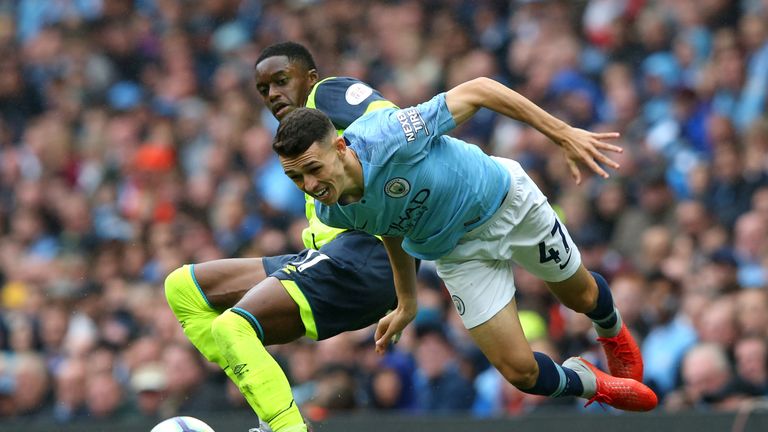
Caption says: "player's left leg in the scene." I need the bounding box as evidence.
[486,157,644,381]
[546,265,644,382]
[211,277,306,432]
[166,258,307,432]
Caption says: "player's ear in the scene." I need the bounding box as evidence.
[307,69,319,86]
[334,136,346,156]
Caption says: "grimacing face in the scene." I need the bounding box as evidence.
[279,134,348,205]
[255,55,318,121]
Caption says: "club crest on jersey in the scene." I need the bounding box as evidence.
[385,177,411,198]
[345,83,373,105]
[452,295,465,316]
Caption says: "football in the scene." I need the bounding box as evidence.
[151,416,216,432]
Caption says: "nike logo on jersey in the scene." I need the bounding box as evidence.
[233,363,249,376]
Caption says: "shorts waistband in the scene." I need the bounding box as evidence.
[464,176,514,237]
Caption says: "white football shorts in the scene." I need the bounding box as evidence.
[435,157,582,329]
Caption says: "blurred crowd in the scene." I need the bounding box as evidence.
[1,0,768,425]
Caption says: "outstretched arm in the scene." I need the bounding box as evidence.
[375,236,418,355]
[445,77,622,184]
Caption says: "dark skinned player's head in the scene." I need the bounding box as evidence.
[255,42,319,120]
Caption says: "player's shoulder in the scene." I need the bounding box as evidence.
[314,76,377,106]
[310,76,392,131]
[316,76,367,88]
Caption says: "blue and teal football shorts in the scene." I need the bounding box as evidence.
[262,230,398,341]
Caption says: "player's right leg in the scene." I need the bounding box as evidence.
[493,157,643,382]
[467,297,657,412]
[436,251,656,411]
[466,296,577,392]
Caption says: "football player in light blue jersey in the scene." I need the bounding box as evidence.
[274,77,658,412]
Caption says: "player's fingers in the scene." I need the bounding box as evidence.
[594,141,624,153]
[593,132,620,140]
[374,315,391,340]
[375,329,394,354]
[582,153,609,178]
[374,321,387,343]
[375,317,393,344]
[567,159,581,184]
[593,151,620,169]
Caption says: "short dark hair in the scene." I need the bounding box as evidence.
[255,41,317,72]
[273,108,335,157]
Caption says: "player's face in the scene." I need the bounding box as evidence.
[255,56,318,121]
[280,135,348,205]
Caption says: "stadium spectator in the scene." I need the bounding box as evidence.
[85,372,130,420]
[735,289,768,337]
[10,353,49,418]
[733,336,768,396]
[366,351,415,411]
[666,343,749,411]
[696,297,740,350]
[413,323,475,412]
[733,211,768,287]
[50,358,88,423]
[161,343,229,416]
[130,362,168,419]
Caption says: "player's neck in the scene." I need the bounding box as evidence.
[339,148,365,204]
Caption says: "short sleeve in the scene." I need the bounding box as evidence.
[344,93,458,164]
[384,93,457,161]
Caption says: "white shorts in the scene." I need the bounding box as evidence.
[435,157,582,329]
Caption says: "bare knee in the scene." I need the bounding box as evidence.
[164,265,195,316]
[495,357,539,389]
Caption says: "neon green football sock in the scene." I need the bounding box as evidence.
[164,265,239,384]
[212,309,306,432]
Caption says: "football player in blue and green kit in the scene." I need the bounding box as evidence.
[164,42,398,432]
[273,78,658,413]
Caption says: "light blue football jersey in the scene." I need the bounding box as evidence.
[315,93,511,260]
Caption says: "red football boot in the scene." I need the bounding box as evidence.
[564,357,658,412]
[597,322,644,381]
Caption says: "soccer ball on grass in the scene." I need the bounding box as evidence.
[151,416,216,432]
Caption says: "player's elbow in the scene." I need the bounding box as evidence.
[467,76,498,91]
[459,77,500,105]
[467,76,495,87]
[447,78,495,123]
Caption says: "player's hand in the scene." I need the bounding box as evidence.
[374,304,416,355]
[556,129,622,184]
